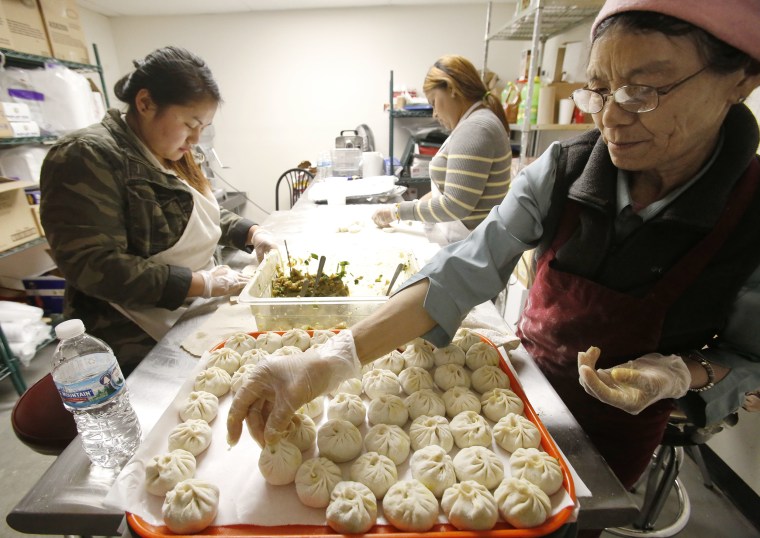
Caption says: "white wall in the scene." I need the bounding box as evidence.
[78,3,526,222]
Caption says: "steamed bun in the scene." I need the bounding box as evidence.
[318,419,363,463]
[494,477,551,528]
[480,388,524,422]
[194,366,232,397]
[402,339,436,370]
[326,481,377,534]
[162,479,219,534]
[409,414,454,452]
[327,392,366,426]
[350,451,397,499]
[295,456,343,508]
[361,368,402,399]
[405,389,446,420]
[179,390,219,423]
[281,328,311,351]
[441,480,498,531]
[382,479,439,532]
[509,447,563,495]
[450,410,492,448]
[363,424,410,465]
[168,419,213,456]
[258,439,303,486]
[433,344,466,367]
[256,332,283,352]
[145,449,196,496]
[453,446,504,490]
[204,347,241,374]
[409,444,456,498]
[471,365,510,394]
[223,332,257,354]
[367,394,408,426]
[283,412,318,451]
[464,341,500,370]
[493,413,541,452]
[442,386,481,418]
[398,366,435,394]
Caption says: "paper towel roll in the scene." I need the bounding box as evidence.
[558,98,575,125]
[537,85,556,125]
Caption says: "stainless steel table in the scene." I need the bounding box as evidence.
[8,204,637,536]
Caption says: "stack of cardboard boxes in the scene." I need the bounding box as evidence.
[0,0,90,64]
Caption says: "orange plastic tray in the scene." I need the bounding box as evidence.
[127,331,576,537]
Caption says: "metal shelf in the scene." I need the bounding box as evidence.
[487,4,600,41]
[0,136,58,146]
[390,109,433,118]
[0,237,48,260]
[0,47,101,72]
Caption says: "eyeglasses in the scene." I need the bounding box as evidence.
[571,66,709,114]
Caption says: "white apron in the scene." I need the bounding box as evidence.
[111,185,222,341]
[423,102,481,245]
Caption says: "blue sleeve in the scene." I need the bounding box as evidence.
[696,262,760,423]
[395,143,563,347]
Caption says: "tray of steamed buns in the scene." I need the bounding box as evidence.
[120,328,576,537]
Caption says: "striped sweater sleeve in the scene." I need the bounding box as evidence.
[398,109,511,229]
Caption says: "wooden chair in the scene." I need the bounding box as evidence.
[275,168,314,210]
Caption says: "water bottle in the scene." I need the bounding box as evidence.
[51,319,142,468]
[315,150,333,181]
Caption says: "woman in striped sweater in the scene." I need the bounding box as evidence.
[372,55,512,244]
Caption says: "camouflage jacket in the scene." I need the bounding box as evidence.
[40,109,255,370]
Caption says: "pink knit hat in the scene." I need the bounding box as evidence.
[591,0,760,62]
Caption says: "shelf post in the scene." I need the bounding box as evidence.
[389,70,394,176]
[520,0,544,163]
[482,1,492,79]
[93,43,110,108]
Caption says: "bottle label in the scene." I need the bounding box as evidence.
[54,362,126,409]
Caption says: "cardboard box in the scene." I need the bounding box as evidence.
[29,202,42,235]
[0,1,14,49]
[0,110,12,138]
[38,0,89,64]
[1,0,52,57]
[23,273,64,314]
[0,178,39,252]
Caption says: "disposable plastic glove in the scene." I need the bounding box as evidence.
[371,205,396,228]
[227,329,361,447]
[198,265,250,298]
[577,346,691,415]
[742,391,760,413]
[249,227,278,263]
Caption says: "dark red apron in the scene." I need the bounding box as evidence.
[517,158,759,488]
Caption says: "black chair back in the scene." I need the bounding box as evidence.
[275,168,314,210]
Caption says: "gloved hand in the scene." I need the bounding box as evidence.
[198,265,250,298]
[372,205,396,228]
[577,346,691,415]
[249,226,278,263]
[227,329,361,447]
[742,391,760,412]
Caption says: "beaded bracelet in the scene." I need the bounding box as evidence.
[686,353,716,393]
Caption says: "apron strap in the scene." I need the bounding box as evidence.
[650,157,760,303]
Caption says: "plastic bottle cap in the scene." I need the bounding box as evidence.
[55,319,86,340]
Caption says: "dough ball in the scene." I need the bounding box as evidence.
[382,479,439,532]
[361,368,402,399]
[471,365,510,394]
[230,363,258,394]
[434,364,471,391]
[433,344,466,367]
[311,329,335,347]
[179,390,219,423]
[326,481,377,534]
[369,350,405,375]
[281,328,311,351]
[168,419,213,456]
[162,478,219,534]
[464,341,501,370]
[409,414,454,452]
[367,394,408,427]
[363,424,410,465]
[283,412,317,452]
[493,413,541,452]
[405,389,446,420]
[258,439,303,486]
[271,345,303,357]
[398,366,435,395]
[453,327,483,353]
[239,348,269,367]
[480,388,524,422]
[318,418,363,463]
[145,449,196,496]
[204,347,241,375]
[350,451,397,499]
[452,446,504,490]
[298,396,325,421]
[509,447,563,495]
[494,477,551,528]
[450,410,492,448]
[442,386,481,418]
[402,339,436,370]
[193,366,232,397]
[223,332,257,354]
[410,444,456,498]
[328,392,366,426]
[256,332,283,353]
[330,377,362,397]
[441,480,499,531]
[295,456,343,508]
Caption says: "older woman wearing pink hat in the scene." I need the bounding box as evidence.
[229,0,760,525]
